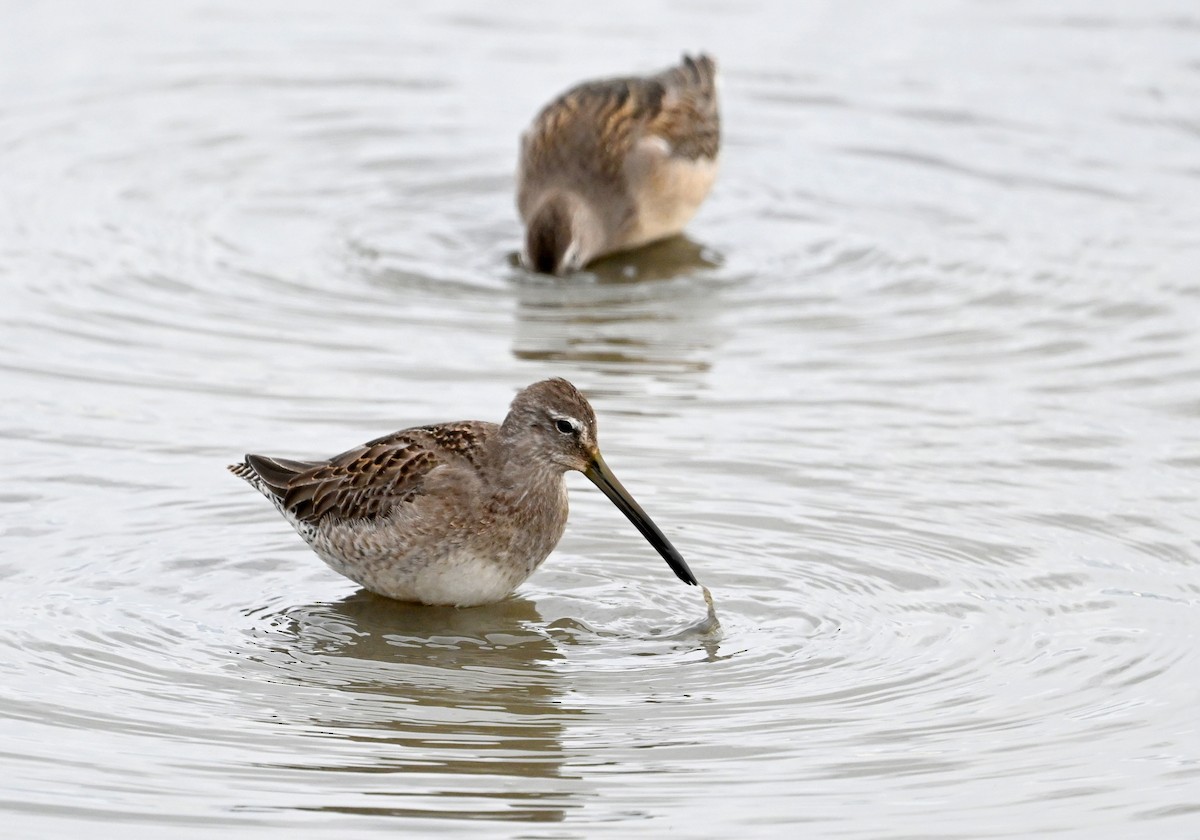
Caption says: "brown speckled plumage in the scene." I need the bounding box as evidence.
[518,54,720,275]
[229,378,698,607]
[232,423,494,524]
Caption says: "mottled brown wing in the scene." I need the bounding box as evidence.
[243,421,498,525]
[645,54,720,161]
[519,54,720,205]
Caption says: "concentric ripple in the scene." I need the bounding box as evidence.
[2,2,1199,839]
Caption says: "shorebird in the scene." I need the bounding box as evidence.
[229,378,699,607]
[518,53,720,275]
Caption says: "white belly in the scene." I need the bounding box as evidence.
[622,147,719,249]
[407,550,527,607]
[313,543,528,607]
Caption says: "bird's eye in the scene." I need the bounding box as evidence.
[555,419,576,435]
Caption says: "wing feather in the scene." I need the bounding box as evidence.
[519,53,720,212]
[231,421,497,525]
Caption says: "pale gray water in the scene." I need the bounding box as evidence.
[2,2,1199,837]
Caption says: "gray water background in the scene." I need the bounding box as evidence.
[2,2,1199,837]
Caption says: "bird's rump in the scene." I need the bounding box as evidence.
[518,53,720,207]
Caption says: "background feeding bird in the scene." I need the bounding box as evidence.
[518,54,720,275]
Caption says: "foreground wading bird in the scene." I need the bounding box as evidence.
[230,379,699,606]
[518,53,720,275]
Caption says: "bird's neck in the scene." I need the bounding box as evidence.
[526,190,602,273]
[488,428,567,489]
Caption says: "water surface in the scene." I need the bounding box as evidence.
[2,2,1199,837]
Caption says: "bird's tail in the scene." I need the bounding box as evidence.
[666,53,717,100]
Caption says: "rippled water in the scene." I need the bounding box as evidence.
[3,2,1199,837]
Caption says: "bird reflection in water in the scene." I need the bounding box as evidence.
[510,235,726,373]
[578,234,723,284]
[241,591,583,823]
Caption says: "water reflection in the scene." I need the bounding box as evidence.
[6,2,1199,835]
[243,592,580,822]
[585,235,723,284]
[510,236,727,374]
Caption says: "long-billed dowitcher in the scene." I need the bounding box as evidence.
[518,54,720,275]
[229,378,699,607]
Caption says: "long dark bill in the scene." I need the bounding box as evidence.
[583,452,699,586]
